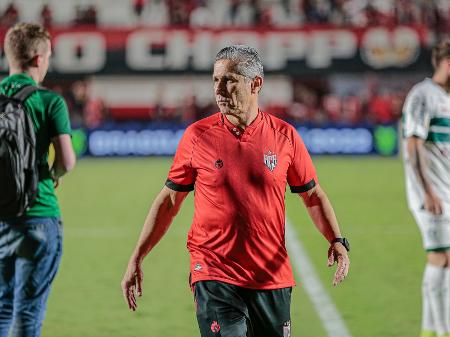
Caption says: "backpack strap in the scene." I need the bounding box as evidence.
[12,85,40,102]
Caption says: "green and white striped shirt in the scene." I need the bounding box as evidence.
[402,78,450,211]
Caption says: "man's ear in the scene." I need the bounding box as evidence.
[251,76,263,94]
[29,55,40,68]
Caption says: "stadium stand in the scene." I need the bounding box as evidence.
[0,0,447,128]
[1,0,448,31]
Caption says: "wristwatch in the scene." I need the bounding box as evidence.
[331,237,350,252]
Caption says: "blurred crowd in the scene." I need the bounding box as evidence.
[47,77,408,128]
[281,80,405,126]
[0,0,439,128]
[48,80,109,129]
[0,2,97,27]
[1,0,449,36]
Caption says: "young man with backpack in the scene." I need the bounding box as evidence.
[0,23,75,337]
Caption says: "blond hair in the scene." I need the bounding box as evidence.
[4,22,50,70]
[432,40,450,69]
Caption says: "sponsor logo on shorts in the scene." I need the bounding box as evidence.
[283,320,291,337]
[211,320,220,333]
[0,112,6,119]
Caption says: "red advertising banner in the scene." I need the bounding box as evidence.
[0,25,433,74]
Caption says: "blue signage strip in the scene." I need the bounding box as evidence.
[73,123,398,157]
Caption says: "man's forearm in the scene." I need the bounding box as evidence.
[301,186,342,243]
[130,188,187,263]
[408,137,434,194]
[51,135,76,180]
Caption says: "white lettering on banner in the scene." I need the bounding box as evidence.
[53,33,106,73]
[124,29,358,70]
[360,27,420,68]
[192,32,215,70]
[126,31,190,70]
[307,31,330,68]
[289,30,358,68]
[46,27,423,73]
[264,32,307,70]
[126,31,166,70]
[168,32,191,69]
[331,30,359,58]
[124,28,412,70]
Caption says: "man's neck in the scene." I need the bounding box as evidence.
[432,72,450,93]
[9,68,39,84]
[225,103,259,129]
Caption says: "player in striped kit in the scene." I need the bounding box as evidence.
[402,40,450,337]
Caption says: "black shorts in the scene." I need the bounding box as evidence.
[193,280,292,337]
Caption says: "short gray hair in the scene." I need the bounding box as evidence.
[215,45,264,79]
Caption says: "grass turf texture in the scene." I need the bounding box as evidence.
[42,157,423,337]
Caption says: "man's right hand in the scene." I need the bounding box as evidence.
[424,191,443,215]
[121,260,143,311]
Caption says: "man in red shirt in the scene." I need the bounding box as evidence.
[122,45,350,337]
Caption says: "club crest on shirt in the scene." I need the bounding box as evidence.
[264,151,277,172]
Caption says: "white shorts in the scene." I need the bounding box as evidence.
[412,208,450,251]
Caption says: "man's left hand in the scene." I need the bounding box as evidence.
[121,260,143,311]
[327,243,350,286]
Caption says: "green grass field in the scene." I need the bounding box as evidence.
[41,157,424,337]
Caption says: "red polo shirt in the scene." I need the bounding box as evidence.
[166,111,317,289]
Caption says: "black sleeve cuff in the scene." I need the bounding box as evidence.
[165,179,194,192]
[289,179,316,193]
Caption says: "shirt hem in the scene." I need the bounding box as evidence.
[25,209,61,218]
[190,274,296,290]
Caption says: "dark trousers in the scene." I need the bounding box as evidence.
[194,280,292,337]
[0,217,62,337]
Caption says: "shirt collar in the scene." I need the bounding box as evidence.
[218,110,264,137]
[1,73,38,86]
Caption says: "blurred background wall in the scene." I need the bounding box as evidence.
[0,0,448,157]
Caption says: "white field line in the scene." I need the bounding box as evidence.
[285,218,353,337]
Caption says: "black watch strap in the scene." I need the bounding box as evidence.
[331,237,350,252]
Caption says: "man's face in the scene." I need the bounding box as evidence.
[37,40,51,83]
[213,59,253,115]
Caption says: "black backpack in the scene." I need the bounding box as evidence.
[0,85,39,220]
